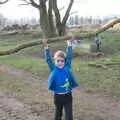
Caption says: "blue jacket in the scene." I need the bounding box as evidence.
[44,46,79,93]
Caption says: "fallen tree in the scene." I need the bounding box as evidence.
[88,62,109,69]
[0,36,71,56]
[0,18,120,56]
[88,62,120,69]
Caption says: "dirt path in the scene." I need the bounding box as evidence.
[0,64,120,120]
[0,92,47,120]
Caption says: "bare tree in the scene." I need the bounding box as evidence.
[0,0,9,5]
[0,14,7,26]
[52,0,74,36]
[21,0,74,37]
[0,0,9,26]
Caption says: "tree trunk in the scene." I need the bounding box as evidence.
[52,0,62,36]
[48,0,57,36]
[22,0,74,37]
[53,0,74,36]
[39,0,53,38]
[57,23,66,36]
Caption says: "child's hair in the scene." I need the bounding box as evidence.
[54,50,66,59]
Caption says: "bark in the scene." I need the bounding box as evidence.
[53,0,74,36]
[22,0,74,37]
[96,18,120,34]
[48,0,56,36]
[0,36,71,56]
[23,0,55,37]
[88,62,109,69]
[79,18,120,39]
[39,0,53,37]
[62,0,74,25]
[59,0,74,36]
[52,0,62,35]
[88,62,120,69]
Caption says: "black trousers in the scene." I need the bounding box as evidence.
[54,92,73,120]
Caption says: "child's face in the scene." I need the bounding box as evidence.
[54,57,65,68]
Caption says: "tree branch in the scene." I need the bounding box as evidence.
[52,0,61,24]
[0,0,8,5]
[62,0,74,25]
[95,18,120,34]
[20,0,30,4]
[59,6,65,11]
[79,18,120,38]
[0,36,71,56]
[0,18,120,56]
[88,62,109,69]
[30,0,40,8]
[88,62,120,69]
[19,0,31,5]
[21,0,40,8]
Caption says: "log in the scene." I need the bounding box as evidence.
[96,18,120,34]
[88,62,120,69]
[0,36,71,56]
[88,62,109,69]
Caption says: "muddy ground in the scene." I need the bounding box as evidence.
[0,64,120,120]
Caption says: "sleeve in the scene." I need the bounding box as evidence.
[48,70,56,91]
[44,48,55,71]
[70,69,79,88]
[66,46,73,68]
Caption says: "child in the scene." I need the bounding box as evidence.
[43,39,79,120]
[94,33,101,51]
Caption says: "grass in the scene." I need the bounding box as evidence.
[0,71,45,100]
[0,54,120,99]
[73,55,120,98]
[100,31,120,54]
[0,71,31,98]
[0,54,48,74]
[0,30,120,99]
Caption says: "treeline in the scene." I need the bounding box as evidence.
[0,14,39,27]
[68,15,120,25]
[0,13,120,28]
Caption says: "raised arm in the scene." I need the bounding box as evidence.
[43,40,55,71]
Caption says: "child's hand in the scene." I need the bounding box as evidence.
[72,87,79,97]
[66,36,76,46]
[72,87,80,97]
[71,35,76,41]
[43,39,48,49]
[66,40,72,46]
[75,87,80,91]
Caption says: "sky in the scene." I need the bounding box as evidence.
[0,0,120,20]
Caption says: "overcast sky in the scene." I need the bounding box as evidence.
[0,0,120,20]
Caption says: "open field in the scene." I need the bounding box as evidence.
[0,30,120,120]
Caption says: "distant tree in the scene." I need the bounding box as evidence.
[88,16,92,24]
[21,0,74,37]
[69,16,74,25]
[74,15,79,25]
[0,0,9,5]
[80,17,84,25]
[0,14,7,26]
